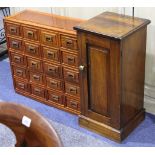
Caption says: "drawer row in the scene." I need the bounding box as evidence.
[14,78,80,111]
[10,54,80,84]
[12,65,80,97]
[8,39,79,67]
[6,23,78,50]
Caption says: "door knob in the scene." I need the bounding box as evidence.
[79,65,84,71]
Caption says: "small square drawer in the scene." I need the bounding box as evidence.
[12,65,27,78]
[62,50,78,67]
[66,97,80,110]
[30,72,44,85]
[9,38,22,51]
[14,79,29,92]
[65,82,80,96]
[44,62,61,78]
[46,77,63,91]
[10,52,26,66]
[27,57,43,72]
[31,85,45,98]
[60,35,78,50]
[23,26,39,41]
[24,42,40,57]
[42,47,60,62]
[41,31,58,47]
[63,68,79,83]
[6,23,21,36]
[47,90,63,105]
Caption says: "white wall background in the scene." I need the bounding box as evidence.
[10,7,155,114]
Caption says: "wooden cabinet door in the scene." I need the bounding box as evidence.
[78,33,121,129]
[88,46,110,117]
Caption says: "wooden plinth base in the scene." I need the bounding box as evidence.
[79,110,145,142]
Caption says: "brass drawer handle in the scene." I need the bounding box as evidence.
[12,41,19,48]
[10,27,17,33]
[45,35,53,42]
[18,83,25,89]
[27,31,34,37]
[48,67,57,73]
[16,69,23,76]
[67,56,75,64]
[52,95,59,102]
[66,39,73,47]
[33,75,40,81]
[50,81,58,88]
[14,56,21,62]
[67,72,75,79]
[34,88,41,94]
[47,51,55,59]
[70,101,78,108]
[31,61,38,68]
[69,87,77,94]
[28,46,36,53]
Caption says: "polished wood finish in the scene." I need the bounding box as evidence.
[0,102,62,147]
[4,10,83,115]
[5,10,150,142]
[74,12,150,142]
[75,11,150,39]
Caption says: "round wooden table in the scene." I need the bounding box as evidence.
[0,102,62,147]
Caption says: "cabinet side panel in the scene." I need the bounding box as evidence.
[121,27,147,127]
[88,47,110,116]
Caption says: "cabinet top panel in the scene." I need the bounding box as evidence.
[74,12,150,40]
[4,9,84,34]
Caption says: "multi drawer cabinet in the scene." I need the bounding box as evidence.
[4,10,84,114]
[4,10,150,142]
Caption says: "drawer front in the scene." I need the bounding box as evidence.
[25,42,40,57]
[9,38,22,51]
[65,82,80,96]
[46,77,63,91]
[15,79,29,92]
[66,97,80,110]
[27,58,42,72]
[43,47,60,62]
[41,31,58,47]
[44,63,61,78]
[12,65,27,78]
[31,85,45,98]
[63,68,79,83]
[30,72,44,85]
[6,23,21,36]
[47,90,63,105]
[62,51,78,67]
[10,52,26,66]
[61,35,78,50]
[23,26,39,41]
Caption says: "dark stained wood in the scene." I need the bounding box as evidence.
[79,109,145,142]
[121,27,147,127]
[0,102,62,147]
[74,11,150,39]
[88,46,109,116]
[75,12,150,142]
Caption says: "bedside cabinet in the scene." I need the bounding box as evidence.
[74,12,150,142]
